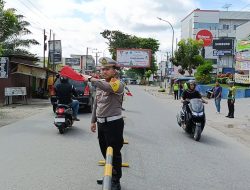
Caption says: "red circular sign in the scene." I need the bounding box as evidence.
[196,30,213,46]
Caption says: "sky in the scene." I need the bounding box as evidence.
[5,0,250,60]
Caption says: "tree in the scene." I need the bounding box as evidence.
[195,61,213,84]
[0,0,39,57]
[145,70,152,82]
[101,30,160,77]
[171,38,204,76]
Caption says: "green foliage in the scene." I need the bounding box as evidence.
[171,38,204,75]
[0,1,38,57]
[145,70,152,80]
[195,61,213,84]
[101,30,160,76]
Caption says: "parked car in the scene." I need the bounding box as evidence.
[129,79,137,85]
[51,78,95,113]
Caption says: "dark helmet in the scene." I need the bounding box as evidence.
[60,76,68,83]
[187,79,196,89]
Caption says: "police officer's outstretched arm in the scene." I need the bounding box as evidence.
[89,77,124,94]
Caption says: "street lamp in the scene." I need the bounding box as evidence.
[157,17,174,59]
[157,17,175,94]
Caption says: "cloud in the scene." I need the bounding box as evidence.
[5,0,199,58]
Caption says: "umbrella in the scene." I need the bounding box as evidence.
[60,66,85,81]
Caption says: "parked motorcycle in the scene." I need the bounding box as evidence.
[177,98,206,141]
[54,104,74,134]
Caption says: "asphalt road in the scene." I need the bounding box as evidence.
[0,86,250,190]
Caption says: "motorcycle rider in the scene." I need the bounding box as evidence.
[180,80,207,127]
[55,76,80,121]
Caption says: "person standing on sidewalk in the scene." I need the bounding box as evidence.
[213,81,222,114]
[173,81,179,100]
[226,81,236,118]
[87,57,124,190]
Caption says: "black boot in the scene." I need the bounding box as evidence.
[111,180,121,190]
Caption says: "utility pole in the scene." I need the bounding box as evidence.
[86,47,89,71]
[52,33,55,82]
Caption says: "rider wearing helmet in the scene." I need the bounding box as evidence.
[182,80,203,101]
[179,80,207,127]
[55,76,80,121]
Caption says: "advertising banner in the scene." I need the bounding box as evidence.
[65,58,80,66]
[212,39,233,50]
[196,30,213,46]
[235,73,250,84]
[236,39,250,52]
[235,51,250,61]
[213,50,233,56]
[236,61,250,70]
[49,40,62,64]
[0,57,9,78]
[116,49,151,68]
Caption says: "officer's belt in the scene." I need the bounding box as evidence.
[97,115,122,123]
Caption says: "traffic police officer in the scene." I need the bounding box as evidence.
[87,57,124,190]
[226,81,236,118]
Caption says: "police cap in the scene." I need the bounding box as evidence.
[99,57,119,69]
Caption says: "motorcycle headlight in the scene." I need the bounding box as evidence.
[192,111,204,116]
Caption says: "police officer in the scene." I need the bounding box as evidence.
[55,76,80,121]
[87,57,124,190]
[226,81,236,118]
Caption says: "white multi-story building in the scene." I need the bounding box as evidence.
[181,9,250,73]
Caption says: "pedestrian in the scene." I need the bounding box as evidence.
[173,81,179,100]
[87,57,124,190]
[213,81,222,113]
[226,81,236,118]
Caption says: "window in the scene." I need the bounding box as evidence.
[223,24,229,30]
[194,23,219,30]
[234,25,238,30]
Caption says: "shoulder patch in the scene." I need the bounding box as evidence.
[109,78,120,92]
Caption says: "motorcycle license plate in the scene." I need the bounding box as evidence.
[54,117,65,123]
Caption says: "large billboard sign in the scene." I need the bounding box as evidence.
[65,58,80,66]
[213,39,233,50]
[49,40,62,64]
[196,30,213,46]
[236,39,250,52]
[116,49,151,68]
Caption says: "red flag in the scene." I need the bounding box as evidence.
[60,66,85,81]
[126,92,133,96]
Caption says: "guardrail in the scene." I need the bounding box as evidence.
[102,147,113,190]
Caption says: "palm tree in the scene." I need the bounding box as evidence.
[0,1,39,57]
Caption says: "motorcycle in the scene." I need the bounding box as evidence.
[54,104,74,134]
[177,98,206,141]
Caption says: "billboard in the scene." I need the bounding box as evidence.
[235,51,250,61]
[0,57,9,78]
[49,40,62,64]
[65,58,80,66]
[116,49,151,68]
[237,40,250,52]
[213,39,233,50]
[213,50,233,56]
[196,30,213,46]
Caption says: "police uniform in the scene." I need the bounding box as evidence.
[226,82,236,118]
[90,57,124,186]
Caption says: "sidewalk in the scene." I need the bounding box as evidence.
[0,98,51,127]
[142,85,250,148]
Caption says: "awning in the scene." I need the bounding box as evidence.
[12,64,46,79]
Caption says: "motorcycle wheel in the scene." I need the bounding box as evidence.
[194,124,201,141]
[58,126,65,134]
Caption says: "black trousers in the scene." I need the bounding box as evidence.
[174,90,179,100]
[227,99,235,117]
[97,118,124,181]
